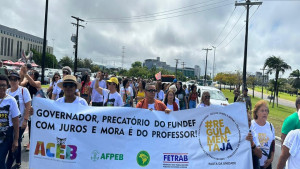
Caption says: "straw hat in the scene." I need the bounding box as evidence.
[57,75,81,89]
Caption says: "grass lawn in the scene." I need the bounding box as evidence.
[222,89,296,137]
[254,86,298,102]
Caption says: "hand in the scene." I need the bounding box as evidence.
[21,120,27,129]
[263,159,272,168]
[20,65,27,75]
[246,132,253,142]
[12,139,18,152]
[29,106,34,115]
[165,109,172,114]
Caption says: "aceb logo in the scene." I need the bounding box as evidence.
[137,150,150,167]
[34,137,77,160]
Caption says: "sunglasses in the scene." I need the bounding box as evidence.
[63,82,76,88]
[147,89,156,93]
[107,82,115,85]
[28,72,33,75]
[9,78,19,82]
[63,71,69,75]
[54,76,60,79]
[205,96,210,98]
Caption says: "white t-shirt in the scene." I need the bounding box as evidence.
[0,95,20,130]
[90,80,106,102]
[284,129,300,169]
[56,96,88,106]
[175,97,180,109]
[53,79,79,100]
[7,86,31,126]
[167,103,174,111]
[120,87,134,104]
[102,89,123,107]
[148,103,155,110]
[250,120,275,166]
[155,90,164,101]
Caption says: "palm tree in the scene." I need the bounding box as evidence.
[290,69,300,97]
[264,56,291,108]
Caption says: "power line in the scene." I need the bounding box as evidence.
[219,5,260,49]
[86,0,231,21]
[86,2,234,23]
[216,8,246,48]
[212,7,236,45]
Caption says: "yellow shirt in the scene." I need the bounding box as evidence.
[137,90,145,102]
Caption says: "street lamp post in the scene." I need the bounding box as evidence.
[52,38,55,68]
[212,46,216,82]
[41,0,49,84]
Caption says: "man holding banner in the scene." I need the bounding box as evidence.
[136,82,171,113]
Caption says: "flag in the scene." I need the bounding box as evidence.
[155,71,161,80]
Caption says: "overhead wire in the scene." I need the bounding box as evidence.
[87,0,230,21]
[211,7,236,45]
[219,5,261,49]
[86,1,234,23]
[216,8,246,48]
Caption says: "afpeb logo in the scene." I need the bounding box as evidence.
[34,137,77,160]
[137,150,150,167]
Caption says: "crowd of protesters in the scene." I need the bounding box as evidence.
[0,62,300,169]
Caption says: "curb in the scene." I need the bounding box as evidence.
[275,136,281,142]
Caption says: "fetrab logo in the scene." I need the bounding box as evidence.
[163,153,189,168]
[198,112,241,160]
[34,137,77,161]
[137,150,150,167]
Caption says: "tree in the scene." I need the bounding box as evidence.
[247,75,257,98]
[131,61,142,68]
[58,56,74,69]
[264,56,291,108]
[31,49,58,68]
[214,73,226,90]
[290,69,300,97]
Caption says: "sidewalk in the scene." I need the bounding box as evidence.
[248,89,295,108]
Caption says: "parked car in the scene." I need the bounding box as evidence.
[197,86,229,106]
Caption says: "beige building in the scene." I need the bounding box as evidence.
[0,24,53,61]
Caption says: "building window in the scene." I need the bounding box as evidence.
[27,43,29,51]
[20,41,22,58]
[11,39,13,57]
[30,44,32,50]
[7,38,10,56]
[4,37,7,56]
[0,37,3,55]
[17,41,19,58]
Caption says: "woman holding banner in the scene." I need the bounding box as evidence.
[163,90,179,111]
[56,75,88,106]
[94,76,123,107]
[251,100,275,169]
[197,91,211,108]
[6,72,31,169]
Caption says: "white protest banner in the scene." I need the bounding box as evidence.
[29,97,252,169]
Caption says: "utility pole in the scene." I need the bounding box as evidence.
[41,0,49,84]
[71,16,85,75]
[212,46,216,82]
[175,59,180,79]
[122,46,125,69]
[236,0,262,91]
[202,48,212,86]
[52,38,55,68]
[260,67,267,99]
